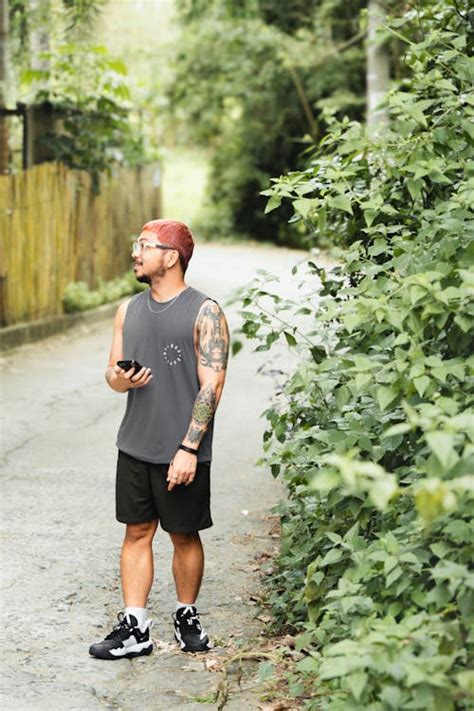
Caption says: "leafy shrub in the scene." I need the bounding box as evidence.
[63,271,145,313]
[238,3,474,708]
[22,44,145,192]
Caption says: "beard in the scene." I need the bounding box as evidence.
[135,264,166,284]
[136,274,151,284]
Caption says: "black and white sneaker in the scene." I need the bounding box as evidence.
[89,612,153,660]
[173,605,212,653]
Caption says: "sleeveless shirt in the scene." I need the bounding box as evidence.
[116,286,215,463]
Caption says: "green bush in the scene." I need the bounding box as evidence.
[237,2,473,708]
[63,271,145,313]
[22,44,145,192]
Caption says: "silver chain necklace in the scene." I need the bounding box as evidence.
[147,287,188,314]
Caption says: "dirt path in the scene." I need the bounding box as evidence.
[0,243,321,710]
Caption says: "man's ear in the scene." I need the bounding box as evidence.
[167,250,180,270]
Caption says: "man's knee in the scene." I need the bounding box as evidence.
[169,531,201,550]
[124,520,157,544]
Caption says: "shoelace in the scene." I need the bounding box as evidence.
[179,606,207,639]
[104,612,134,640]
[104,612,152,641]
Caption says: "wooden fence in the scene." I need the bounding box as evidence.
[0,161,161,327]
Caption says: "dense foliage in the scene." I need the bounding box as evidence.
[238,2,474,708]
[9,0,145,187]
[63,271,145,313]
[22,44,144,191]
[168,0,366,243]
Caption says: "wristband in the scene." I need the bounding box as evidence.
[178,444,199,456]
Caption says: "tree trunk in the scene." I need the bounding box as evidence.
[366,0,390,135]
[0,0,9,173]
[30,0,50,72]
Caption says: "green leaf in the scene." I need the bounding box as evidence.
[335,386,351,408]
[386,565,403,587]
[426,431,455,468]
[457,670,474,694]
[231,340,243,357]
[296,655,320,673]
[258,661,275,681]
[430,542,451,559]
[294,198,314,218]
[384,556,399,575]
[284,331,297,347]
[311,570,325,586]
[377,386,398,411]
[382,422,412,438]
[320,548,344,566]
[346,672,368,701]
[311,471,339,491]
[407,178,422,200]
[444,520,471,542]
[329,194,353,215]
[355,372,372,390]
[454,314,472,332]
[411,589,427,607]
[380,685,402,710]
[415,479,456,521]
[370,477,398,510]
[319,654,366,679]
[264,195,282,214]
[414,375,430,397]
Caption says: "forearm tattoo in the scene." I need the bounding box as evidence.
[197,302,229,372]
[186,384,217,446]
[182,302,228,448]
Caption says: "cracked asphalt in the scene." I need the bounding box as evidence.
[0,243,320,711]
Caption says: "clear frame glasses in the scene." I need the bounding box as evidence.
[132,240,176,254]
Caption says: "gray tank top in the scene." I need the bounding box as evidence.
[116,286,215,463]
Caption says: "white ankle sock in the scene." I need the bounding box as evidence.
[124,606,149,631]
[176,601,195,611]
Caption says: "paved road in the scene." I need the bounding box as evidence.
[0,243,320,710]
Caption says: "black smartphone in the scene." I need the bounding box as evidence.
[117,359,143,374]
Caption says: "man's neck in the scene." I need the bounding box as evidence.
[149,279,187,303]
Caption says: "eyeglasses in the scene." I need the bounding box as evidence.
[132,240,176,253]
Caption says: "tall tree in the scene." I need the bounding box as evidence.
[168,0,367,243]
[366,0,390,134]
[29,0,49,71]
[0,0,8,173]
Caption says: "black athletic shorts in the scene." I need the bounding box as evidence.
[116,450,213,533]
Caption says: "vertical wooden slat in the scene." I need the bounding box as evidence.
[0,161,161,326]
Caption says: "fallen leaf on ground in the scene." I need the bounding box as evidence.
[205,658,220,671]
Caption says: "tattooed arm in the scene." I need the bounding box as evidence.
[167,300,229,490]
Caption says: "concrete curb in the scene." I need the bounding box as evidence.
[0,300,122,352]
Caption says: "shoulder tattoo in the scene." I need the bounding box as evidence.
[197,301,229,373]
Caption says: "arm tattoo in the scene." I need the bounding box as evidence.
[185,383,217,446]
[197,302,229,373]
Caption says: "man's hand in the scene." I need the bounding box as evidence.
[167,450,198,491]
[106,365,153,393]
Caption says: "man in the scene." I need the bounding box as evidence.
[89,219,229,660]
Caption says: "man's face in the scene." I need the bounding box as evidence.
[132,230,169,284]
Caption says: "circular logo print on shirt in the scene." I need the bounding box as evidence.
[163,343,183,367]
